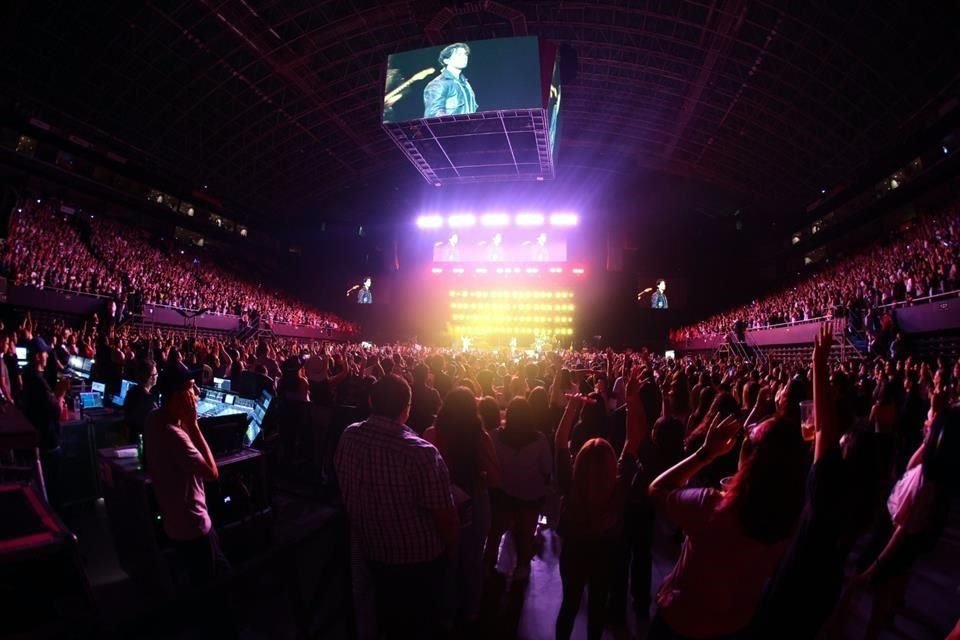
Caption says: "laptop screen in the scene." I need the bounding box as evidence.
[120,379,136,401]
[79,392,104,409]
[258,390,273,412]
[213,377,231,392]
[91,381,106,394]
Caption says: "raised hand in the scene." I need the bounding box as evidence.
[699,414,739,461]
[812,323,833,369]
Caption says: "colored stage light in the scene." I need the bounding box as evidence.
[417,215,443,229]
[452,267,465,274]
[432,267,443,273]
[475,267,488,273]
[515,212,544,226]
[572,268,585,275]
[448,214,476,228]
[480,213,510,227]
[526,268,539,273]
[549,213,578,226]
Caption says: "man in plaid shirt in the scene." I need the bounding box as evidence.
[336,374,459,639]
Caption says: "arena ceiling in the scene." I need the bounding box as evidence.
[4,1,960,224]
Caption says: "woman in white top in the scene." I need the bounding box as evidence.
[484,396,553,580]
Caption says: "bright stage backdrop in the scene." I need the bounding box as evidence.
[415,211,582,347]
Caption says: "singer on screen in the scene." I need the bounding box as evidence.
[651,279,668,309]
[423,43,477,118]
[357,277,373,304]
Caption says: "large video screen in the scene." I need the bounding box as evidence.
[432,231,567,263]
[383,36,544,123]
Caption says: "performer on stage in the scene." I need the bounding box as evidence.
[423,43,477,118]
[651,279,668,309]
[487,233,505,261]
[534,233,549,261]
[358,277,373,305]
[442,233,461,262]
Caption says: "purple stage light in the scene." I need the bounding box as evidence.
[417,215,443,229]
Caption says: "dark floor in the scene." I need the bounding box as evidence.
[60,498,960,640]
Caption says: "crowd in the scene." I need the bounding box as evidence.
[0,200,357,332]
[8,307,958,639]
[673,202,960,342]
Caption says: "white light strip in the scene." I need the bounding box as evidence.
[515,213,544,226]
[549,213,578,226]
[480,213,510,227]
[417,215,443,229]
[447,214,476,228]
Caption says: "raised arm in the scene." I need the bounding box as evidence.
[624,370,649,458]
[555,393,584,453]
[813,323,838,463]
[650,414,737,505]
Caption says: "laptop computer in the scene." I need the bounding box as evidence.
[120,379,136,401]
[79,391,112,416]
[91,381,106,394]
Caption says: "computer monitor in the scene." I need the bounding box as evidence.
[224,393,235,405]
[213,377,231,392]
[246,403,267,446]
[79,392,104,410]
[258,390,273,412]
[67,356,94,379]
[91,381,106,394]
[15,347,27,366]
[120,379,136,402]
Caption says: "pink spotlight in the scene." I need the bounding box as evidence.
[572,267,585,275]
[447,214,476,228]
[452,267,465,274]
[549,213,578,226]
[515,212,544,226]
[549,267,563,273]
[480,212,510,227]
[417,215,443,229]
[431,267,443,273]
[475,267,488,273]
[526,267,539,274]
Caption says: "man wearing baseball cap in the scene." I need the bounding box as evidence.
[21,336,71,507]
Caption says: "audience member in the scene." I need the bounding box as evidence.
[335,375,459,639]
